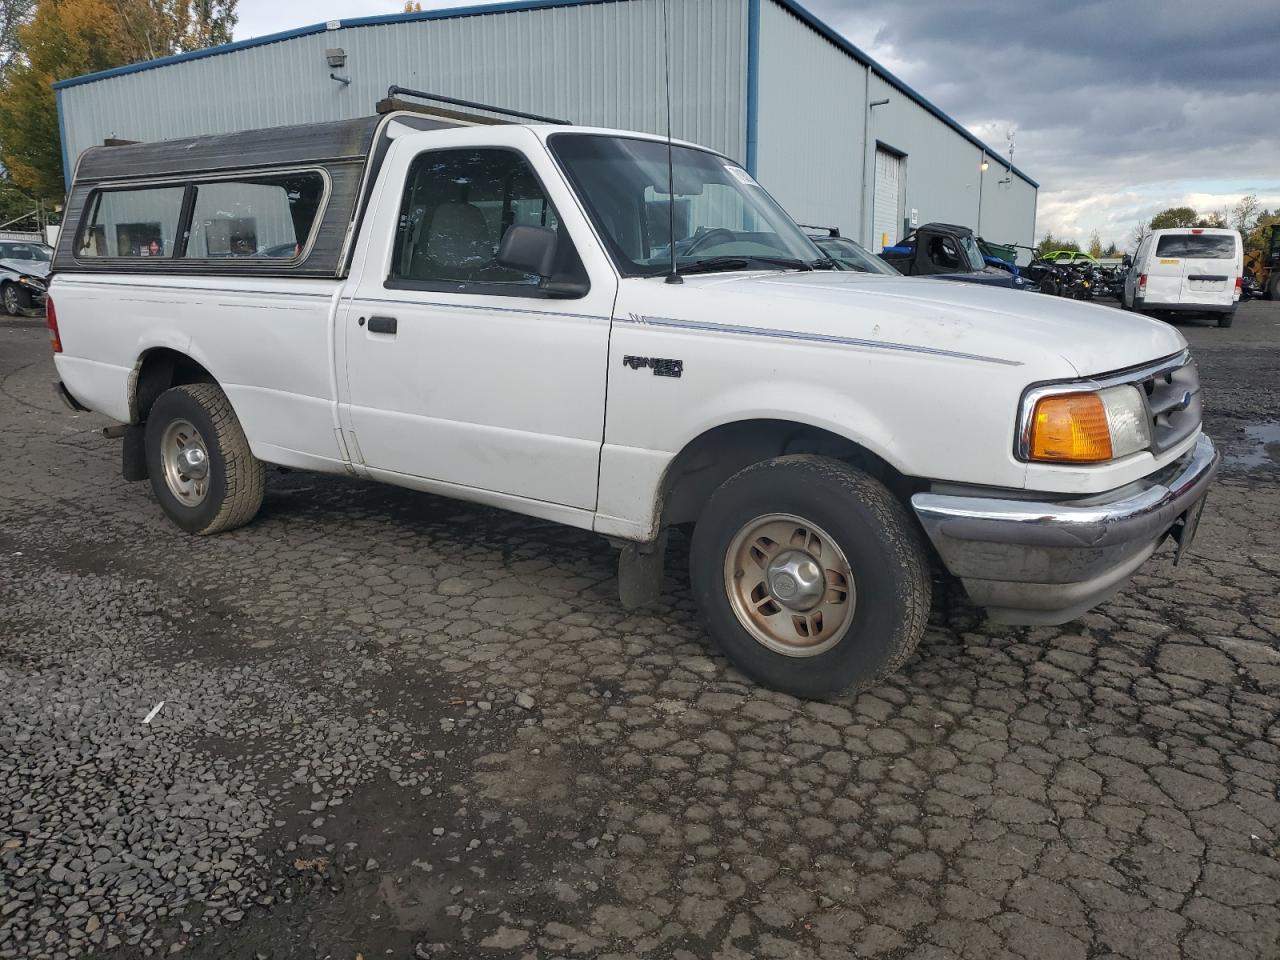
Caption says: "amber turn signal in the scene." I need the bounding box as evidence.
[1029,393,1113,462]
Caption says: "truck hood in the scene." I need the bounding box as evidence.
[662,270,1185,377]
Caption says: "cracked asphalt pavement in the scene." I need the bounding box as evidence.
[2,300,1278,960]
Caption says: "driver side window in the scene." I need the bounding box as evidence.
[929,236,961,269]
[388,147,580,295]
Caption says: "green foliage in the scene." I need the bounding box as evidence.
[0,0,237,202]
[1037,231,1080,255]
[1148,206,1201,230]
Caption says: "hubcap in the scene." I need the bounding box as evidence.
[723,513,857,657]
[160,418,211,507]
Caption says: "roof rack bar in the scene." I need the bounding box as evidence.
[385,85,570,125]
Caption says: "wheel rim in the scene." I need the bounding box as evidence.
[2,286,16,312]
[159,418,211,507]
[723,513,857,658]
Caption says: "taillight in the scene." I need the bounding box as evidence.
[1138,274,1147,296]
[46,296,61,353]
[1191,229,1204,235]
[1236,276,1243,290]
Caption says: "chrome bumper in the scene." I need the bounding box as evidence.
[911,435,1219,625]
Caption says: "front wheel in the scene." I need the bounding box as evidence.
[0,282,27,316]
[145,382,265,535]
[690,455,931,698]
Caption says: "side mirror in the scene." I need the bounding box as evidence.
[497,224,557,277]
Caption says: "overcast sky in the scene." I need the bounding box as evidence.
[235,0,1280,250]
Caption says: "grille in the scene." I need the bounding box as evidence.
[1139,357,1201,454]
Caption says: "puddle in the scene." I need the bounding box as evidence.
[1225,422,1280,469]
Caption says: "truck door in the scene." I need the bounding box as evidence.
[338,127,618,510]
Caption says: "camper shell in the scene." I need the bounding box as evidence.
[55,110,474,279]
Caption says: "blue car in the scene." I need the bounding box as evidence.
[878,223,1033,291]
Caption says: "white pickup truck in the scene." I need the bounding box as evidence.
[49,98,1218,697]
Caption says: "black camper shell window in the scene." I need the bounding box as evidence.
[74,169,329,267]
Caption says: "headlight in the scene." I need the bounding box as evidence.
[1022,384,1151,463]
[18,275,46,290]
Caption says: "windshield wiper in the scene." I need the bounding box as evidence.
[675,255,814,276]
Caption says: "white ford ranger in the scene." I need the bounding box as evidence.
[49,97,1218,697]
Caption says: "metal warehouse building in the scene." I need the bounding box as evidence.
[54,0,1038,250]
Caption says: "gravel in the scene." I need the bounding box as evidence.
[2,306,1279,958]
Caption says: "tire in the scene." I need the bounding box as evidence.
[689,455,931,698]
[1217,310,1234,328]
[0,282,24,316]
[144,382,265,535]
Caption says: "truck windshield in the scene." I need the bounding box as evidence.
[959,234,986,271]
[549,133,824,277]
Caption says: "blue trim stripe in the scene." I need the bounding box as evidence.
[621,312,1022,366]
[56,88,71,190]
[744,0,760,177]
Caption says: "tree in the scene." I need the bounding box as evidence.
[1231,194,1260,238]
[1102,241,1119,257]
[1037,230,1080,254]
[1131,220,1150,251]
[1,0,35,63]
[1148,206,1200,230]
[106,0,236,61]
[0,0,237,201]
[1088,230,1102,259]
[1246,209,1279,255]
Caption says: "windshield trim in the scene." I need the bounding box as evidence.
[546,131,823,279]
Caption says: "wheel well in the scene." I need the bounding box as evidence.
[130,349,216,423]
[659,419,922,529]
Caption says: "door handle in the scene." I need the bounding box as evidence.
[367,315,397,335]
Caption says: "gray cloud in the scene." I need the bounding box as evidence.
[802,0,1280,246]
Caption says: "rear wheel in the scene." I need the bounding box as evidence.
[144,383,265,535]
[690,455,931,698]
[1218,310,1234,328]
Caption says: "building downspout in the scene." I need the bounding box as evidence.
[859,63,871,246]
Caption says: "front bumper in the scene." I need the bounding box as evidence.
[911,435,1219,625]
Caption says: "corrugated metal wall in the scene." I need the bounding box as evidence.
[58,0,1036,248]
[754,0,1036,249]
[754,0,867,234]
[60,0,749,175]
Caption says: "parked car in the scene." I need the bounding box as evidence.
[801,227,900,275]
[1039,250,1099,267]
[49,101,1218,697]
[879,222,1034,290]
[0,240,52,315]
[1122,228,1243,327]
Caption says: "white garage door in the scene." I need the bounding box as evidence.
[872,149,904,251]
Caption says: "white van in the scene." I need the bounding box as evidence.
[1124,227,1243,327]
